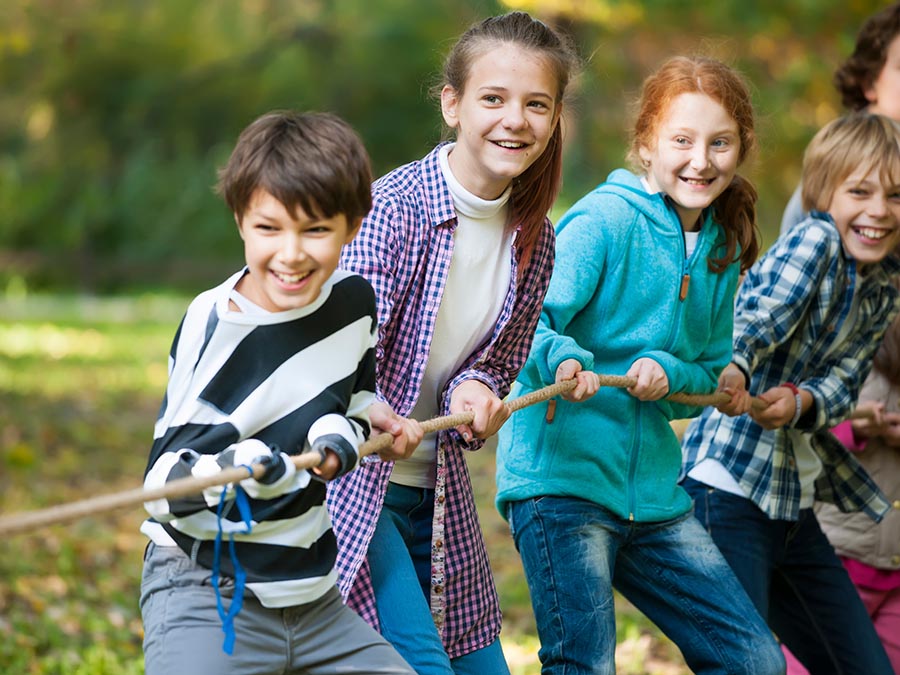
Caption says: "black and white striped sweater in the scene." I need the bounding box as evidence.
[141,268,376,607]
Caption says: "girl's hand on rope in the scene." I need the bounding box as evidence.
[878,412,900,447]
[556,359,600,402]
[715,363,752,417]
[369,400,424,461]
[849,401,900,446]
[749,386,797,430]
[450,379,510,442]
[850,401,886,440]
[625,358,669,401]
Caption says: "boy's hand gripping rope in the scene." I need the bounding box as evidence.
[0,376,809,536]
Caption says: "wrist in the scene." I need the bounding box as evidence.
[731,362,750,389]
[782,382,803,427]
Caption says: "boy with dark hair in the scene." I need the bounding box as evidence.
[139,110,414,674]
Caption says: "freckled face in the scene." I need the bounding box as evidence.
[639,92,741,231]
[440,43,561,200]
[235,189,358,312]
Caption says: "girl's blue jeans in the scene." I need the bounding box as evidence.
[683,476,894,675]
[507,495,785,675]
[367,482,510,675]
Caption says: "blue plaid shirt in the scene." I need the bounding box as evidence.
[326,143,555,657]
[683,214,900,521]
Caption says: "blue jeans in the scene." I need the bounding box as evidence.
[368,483,510,675]
[507,496,785,675]
[684,477,894,675]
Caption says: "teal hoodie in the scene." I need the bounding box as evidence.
[496,169,740,522]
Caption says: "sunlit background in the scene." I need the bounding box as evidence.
[0,1,888,673]
[0,0,877,293]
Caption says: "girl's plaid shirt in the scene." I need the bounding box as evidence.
[326,144,555,657]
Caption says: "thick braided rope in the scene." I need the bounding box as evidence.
[0,375,834,536]
[0,379,580,535]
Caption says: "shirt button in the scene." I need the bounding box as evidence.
[434,539,443,549]
[892,555,900,567]
[892,500,900,510]
[437,495,445,504]
[434,585,444,594]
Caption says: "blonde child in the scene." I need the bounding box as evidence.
[776,7,900,670]
[325,11,580,675]
[495,56,784,675]
[139,112,414,674]
[682,112,900,675]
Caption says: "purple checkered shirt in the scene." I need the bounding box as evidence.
[326,143,555,658]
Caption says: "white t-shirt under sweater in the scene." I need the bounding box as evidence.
[390,143,513,488]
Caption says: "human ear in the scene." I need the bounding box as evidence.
[234,212,246,239]
[440,85,461,129]
[864,80,879,105]
[638,144,652,168]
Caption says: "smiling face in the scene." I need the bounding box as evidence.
[234,189,358,312]
[440,43,561,200]
[639,92,741,231]
[828,165,900,266]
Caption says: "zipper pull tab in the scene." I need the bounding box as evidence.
[679,273,690,301]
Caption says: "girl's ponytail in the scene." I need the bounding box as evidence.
[510,123,563,272]
[709,174,760,274]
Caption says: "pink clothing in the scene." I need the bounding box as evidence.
[828,420,900,592]
[784,577,900,675]
[844,556,900,592]
[786,415,900,673]
[831,419,865,452]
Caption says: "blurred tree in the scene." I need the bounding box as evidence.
[503,0,884,244]
[0,0,500,290]
[0,0,890,290]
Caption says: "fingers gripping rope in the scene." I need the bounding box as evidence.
[0,375,802,536]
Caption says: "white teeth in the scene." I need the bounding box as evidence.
[496,141,526,149]
[855,227,889,240]
[274,271,310,284]
[682,177,711,185]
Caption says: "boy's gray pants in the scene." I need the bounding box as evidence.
[141,542,415,674]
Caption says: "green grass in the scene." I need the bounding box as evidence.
[0,292,689,674]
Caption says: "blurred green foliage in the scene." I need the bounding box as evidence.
[0,0,890,292]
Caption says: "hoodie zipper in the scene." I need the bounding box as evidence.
[629,207,700,520]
